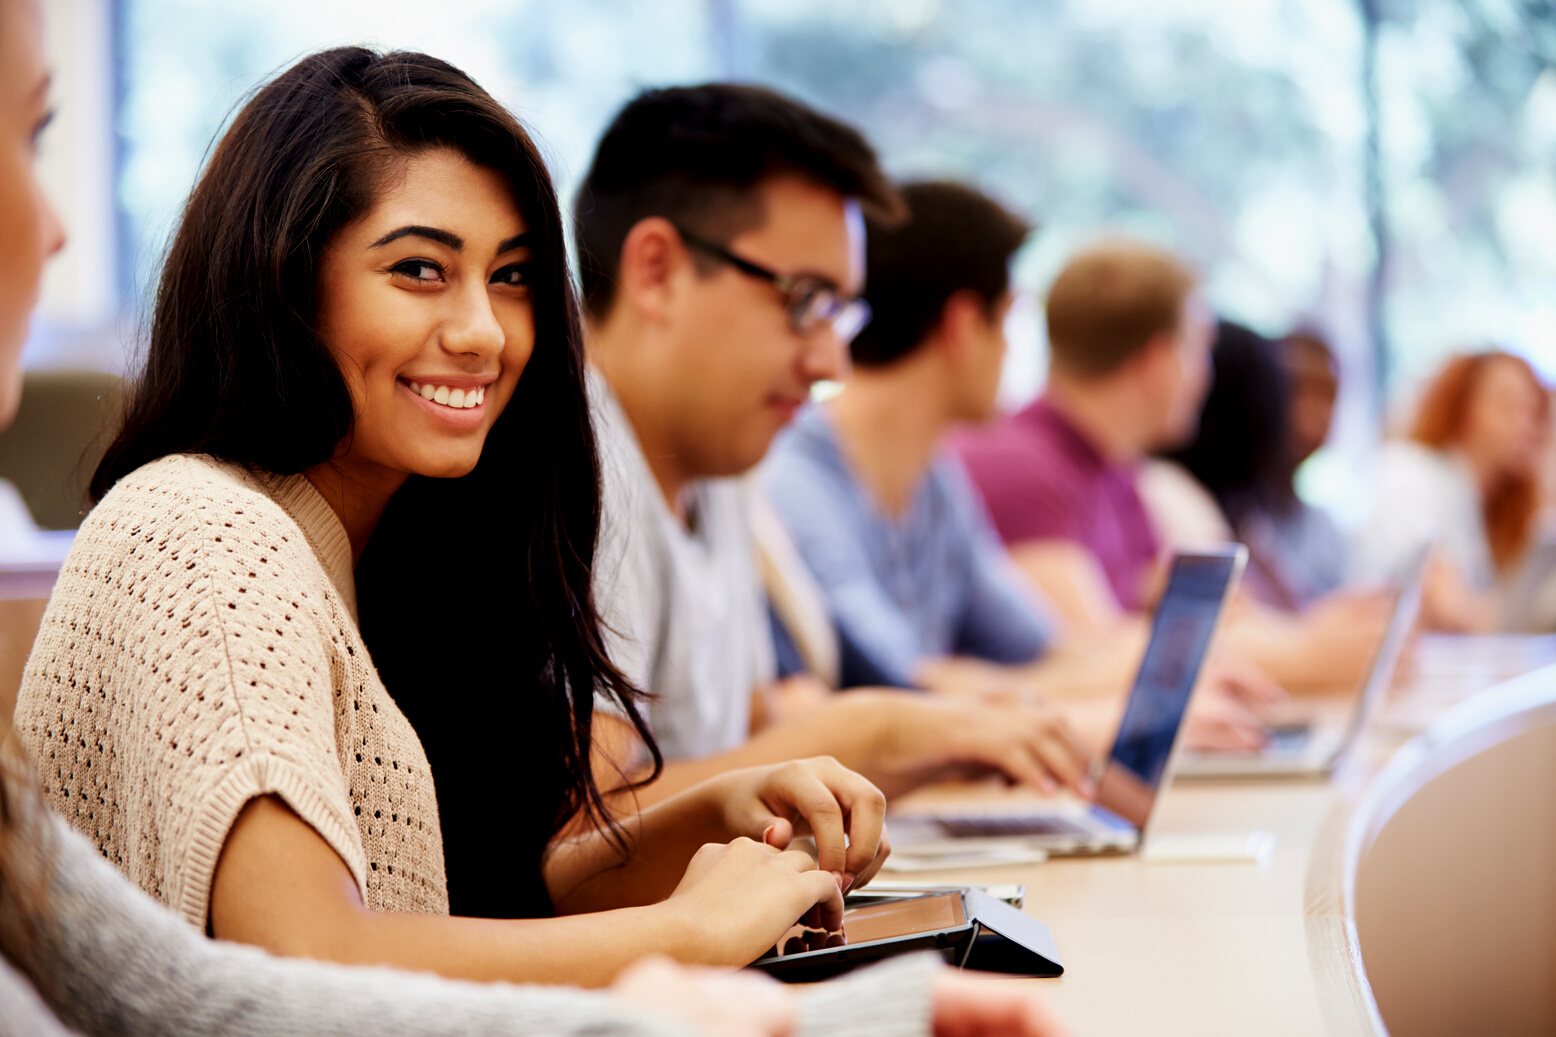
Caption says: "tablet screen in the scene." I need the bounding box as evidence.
[766,892,966,956]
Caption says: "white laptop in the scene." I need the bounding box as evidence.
[890,546,1246,858]
[1175,550,1425,781]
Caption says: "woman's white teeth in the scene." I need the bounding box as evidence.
[408,382,485,409]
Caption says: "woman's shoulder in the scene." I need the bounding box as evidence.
[73,454,340,594]
[1377,441,1470,497]
[88,455,313,542]
[1136,458,1233,544]
[95,453,276,514]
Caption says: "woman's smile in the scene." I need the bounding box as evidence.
[399,375,496,429]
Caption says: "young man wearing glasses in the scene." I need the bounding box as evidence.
[577,85,1095,811]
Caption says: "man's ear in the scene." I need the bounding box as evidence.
[616,216,686,323]
[938,289,990,362]
[1127,328,1179,384]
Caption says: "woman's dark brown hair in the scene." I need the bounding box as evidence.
[92,47,659,918]
[1411,351,1549,572]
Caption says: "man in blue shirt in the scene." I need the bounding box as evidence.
[765,183,1279,754]
[765,181,1059,690]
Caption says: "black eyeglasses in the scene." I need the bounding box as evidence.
[676,228,872,342]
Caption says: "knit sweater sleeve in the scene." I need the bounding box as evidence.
[25,809,937,1037]
[15,456,372,924]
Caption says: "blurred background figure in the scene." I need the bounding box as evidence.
[1283,331,1342,486]
[1142,321,1348,610]
[1356,350,1550,632]
[764,180,1051,692]
[955,238,1212,633]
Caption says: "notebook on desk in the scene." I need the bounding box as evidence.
[1175,548,1425,781]
[889,546,1246,858]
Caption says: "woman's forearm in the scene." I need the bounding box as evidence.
[289,898,706,987]
[546,779,731,913]
[28,812,702,1035]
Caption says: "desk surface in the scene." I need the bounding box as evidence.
[882,634,1556,1037]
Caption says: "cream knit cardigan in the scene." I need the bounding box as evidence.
[14,454,449,927]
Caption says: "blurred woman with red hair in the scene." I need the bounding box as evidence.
[1356,350,1549,630]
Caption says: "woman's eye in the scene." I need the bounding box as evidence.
[491,264,530,288]
[390,259,444,283]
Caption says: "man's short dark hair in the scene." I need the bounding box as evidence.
[574,83,902,319]
[851,181,1032,367]
[1045,240,1197,378]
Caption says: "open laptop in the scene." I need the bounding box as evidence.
[1175,550,1426,781]
[889,546,1246,858]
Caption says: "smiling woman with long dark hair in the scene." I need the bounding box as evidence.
[12,45,893,987]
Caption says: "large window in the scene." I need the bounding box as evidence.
[107,0,1556,513]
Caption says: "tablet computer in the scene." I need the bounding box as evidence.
[746,888,1063,983]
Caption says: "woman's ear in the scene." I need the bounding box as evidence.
[615,217,683,324]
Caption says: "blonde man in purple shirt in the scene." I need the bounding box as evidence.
[956,239,1214,630]
[957,241,1390,696]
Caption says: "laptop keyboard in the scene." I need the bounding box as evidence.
[939,814,1098,838]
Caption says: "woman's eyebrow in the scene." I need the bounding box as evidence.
[370,225,464,250]
[496,232,532,255]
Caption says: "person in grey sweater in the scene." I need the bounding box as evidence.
[0,781,947,1037]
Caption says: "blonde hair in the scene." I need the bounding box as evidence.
[1045,239,1197,378]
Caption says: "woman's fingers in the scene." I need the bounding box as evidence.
[779,850,845,933]
[775,767,849,876]
[851,823,891,889]
[759,758,888,885]
[761,817,794,850]
[816,758,888,883]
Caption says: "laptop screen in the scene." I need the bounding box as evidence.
[1096,550,1242,828]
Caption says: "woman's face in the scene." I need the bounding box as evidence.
[0,0,67,426]
[1463,357,1546,481]
[316,147,534,483]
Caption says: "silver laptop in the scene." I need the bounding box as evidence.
[1175,551,1425,781]
[890,546,1246,858]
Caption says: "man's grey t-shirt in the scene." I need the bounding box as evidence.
[590,369,775,760]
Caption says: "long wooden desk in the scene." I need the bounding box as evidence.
[884,635,1556,1036]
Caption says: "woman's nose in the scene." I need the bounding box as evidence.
[442,282,505,357]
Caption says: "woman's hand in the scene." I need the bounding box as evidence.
[612,955,796,1037]
[714,757,889,893]
[863,693,1095,799]
[661,837,845,966]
